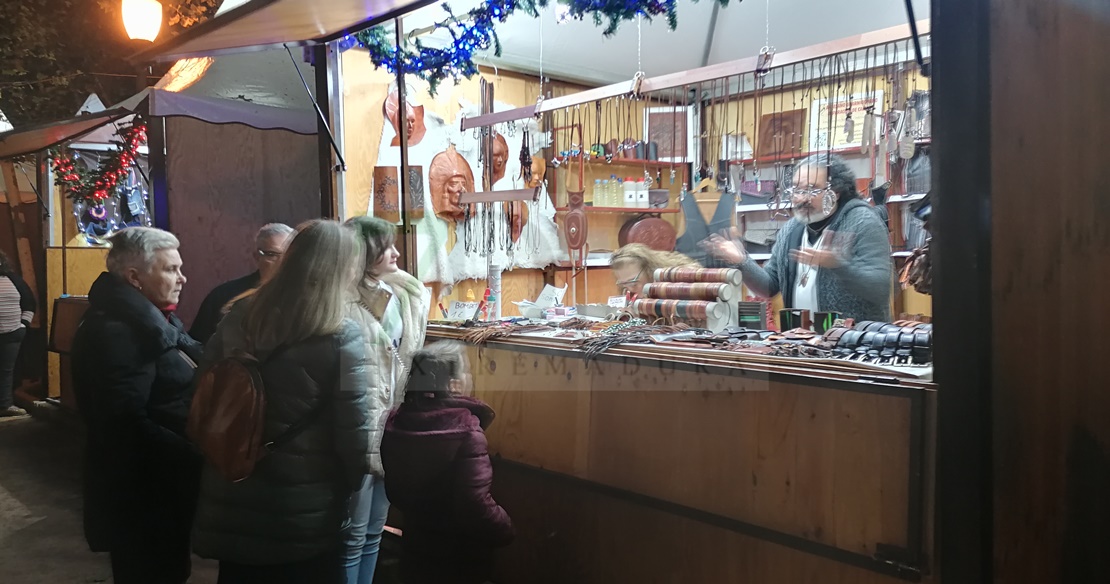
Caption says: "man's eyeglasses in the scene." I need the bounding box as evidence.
[784,186,832,198]
[257,249,283,260]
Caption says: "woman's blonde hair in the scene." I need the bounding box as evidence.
[243,219,363,347]
[610,244,697,277]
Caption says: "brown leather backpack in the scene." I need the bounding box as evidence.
[187,347,324,482]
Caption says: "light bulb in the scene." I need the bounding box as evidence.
[122,0,162,42]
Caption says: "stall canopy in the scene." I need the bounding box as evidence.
[0,44,319,160]
[0,109,134,160]
[116,47,319,135]
[131,0,437,63]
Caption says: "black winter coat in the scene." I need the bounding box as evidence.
[191,300,373,565]
[71,272,203,552]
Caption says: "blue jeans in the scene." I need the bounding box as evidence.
[343,474,389,584]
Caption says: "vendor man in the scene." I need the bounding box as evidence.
[705,154,892,322]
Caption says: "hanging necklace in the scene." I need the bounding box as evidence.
[798,231,827,287]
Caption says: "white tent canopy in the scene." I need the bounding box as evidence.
[113,46,318,135]
[398,0,929,86]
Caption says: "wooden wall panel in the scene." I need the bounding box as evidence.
[988,1,1110,582]
[585,363,911,555]
[474,349,592,476]
[489,463,928,584]
[454,342,928,576]
[165,118,320,327]
[551,266,621,307]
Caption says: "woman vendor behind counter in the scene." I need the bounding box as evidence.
[610,244,698,302]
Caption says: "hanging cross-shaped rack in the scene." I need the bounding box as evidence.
[457,20,930,132]
[457,79,540,205]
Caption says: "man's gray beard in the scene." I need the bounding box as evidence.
[793,204,833,225]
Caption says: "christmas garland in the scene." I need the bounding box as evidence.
[352,0,732,94]
[52,120,148,206]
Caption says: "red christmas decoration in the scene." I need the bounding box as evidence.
[52,120,148,206]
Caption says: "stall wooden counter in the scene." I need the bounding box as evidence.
[425,324,936,583]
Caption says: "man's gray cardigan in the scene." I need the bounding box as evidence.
[736,198,892,322]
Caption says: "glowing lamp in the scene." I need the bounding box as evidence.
[122,0,163,42]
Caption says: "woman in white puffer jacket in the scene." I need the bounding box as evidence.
[342,216,429,584]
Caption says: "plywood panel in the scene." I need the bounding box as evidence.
[165,118,320,328]
[489,463,927,584]
[45,246,109,397]
[579,355,911,557]
[472,347,591,476]
[551,267,621,307]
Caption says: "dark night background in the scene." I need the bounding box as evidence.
[0,0,219,127]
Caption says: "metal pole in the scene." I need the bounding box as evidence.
[394,18,418,275]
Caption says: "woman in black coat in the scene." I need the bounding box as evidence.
[192,219,372,584]
[71,227,202,584]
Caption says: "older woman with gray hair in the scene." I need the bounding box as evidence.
[71,227,203,584]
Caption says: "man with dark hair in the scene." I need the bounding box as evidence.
[189,223,293,343]
[706,154,892,322]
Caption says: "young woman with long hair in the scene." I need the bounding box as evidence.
[192,220,373,584]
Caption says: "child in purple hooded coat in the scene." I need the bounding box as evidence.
[381,341,513,584]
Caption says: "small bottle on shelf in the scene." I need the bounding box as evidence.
[624,177,636,208]
[593,179,602,206]
[635,177,648,208]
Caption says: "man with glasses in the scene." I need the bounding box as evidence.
[189,223,294,343]
[704,154,892,322]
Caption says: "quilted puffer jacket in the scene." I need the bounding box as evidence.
[191,300,372,565]
[349,269,429,476]
[381,395,513,584]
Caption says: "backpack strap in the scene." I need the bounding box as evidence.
[263,396,328,452]
[256,342,326,454]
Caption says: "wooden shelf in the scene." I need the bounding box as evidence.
[554,206,679,214]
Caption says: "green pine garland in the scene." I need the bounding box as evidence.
[351,0,733,94]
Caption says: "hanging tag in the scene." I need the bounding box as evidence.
[756,46,776,77]
[844,114,856,142]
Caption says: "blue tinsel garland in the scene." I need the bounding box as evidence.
[351,0,732,94]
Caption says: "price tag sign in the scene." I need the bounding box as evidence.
[607,296,628,308]
[447,301,480,320]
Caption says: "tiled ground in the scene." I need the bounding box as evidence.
[0,407,409,584]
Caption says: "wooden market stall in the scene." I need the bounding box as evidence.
[126,1,941,581]
[429,325,936,582]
